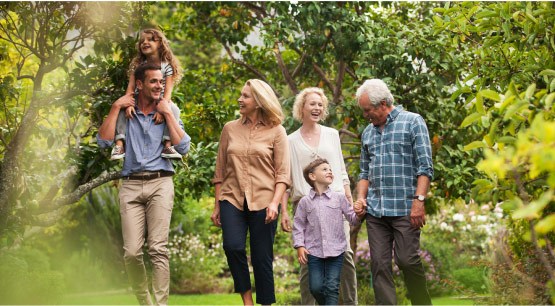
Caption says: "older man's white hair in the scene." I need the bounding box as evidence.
[356,79,394,107]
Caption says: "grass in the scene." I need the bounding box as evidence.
[61,292,478,305]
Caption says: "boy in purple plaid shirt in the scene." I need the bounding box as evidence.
[293,158,366,305]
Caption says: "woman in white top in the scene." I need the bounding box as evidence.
[281,87,358,305]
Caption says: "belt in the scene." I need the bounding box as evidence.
[124,171,173,180]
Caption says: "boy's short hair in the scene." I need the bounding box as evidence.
[303,158,329,188]
[134,63,162,83]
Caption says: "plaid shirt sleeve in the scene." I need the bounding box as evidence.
[358,126,371,181]
[411,115,434,179]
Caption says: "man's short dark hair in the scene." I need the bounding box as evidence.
[134,63,162,83]
[303,158,329,188]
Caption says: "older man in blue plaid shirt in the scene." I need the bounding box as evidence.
[354,79,433,305]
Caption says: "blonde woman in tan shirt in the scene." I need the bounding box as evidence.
[211,79,291,305]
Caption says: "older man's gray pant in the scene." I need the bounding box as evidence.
[365,214,432,305]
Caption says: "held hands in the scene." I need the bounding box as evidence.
[280,210,291,232]
[265,203,279,224]
[410,200,426,229]
[353,198,367,216]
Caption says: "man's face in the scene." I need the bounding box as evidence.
[137,69,163,102]
[358,93,388,127]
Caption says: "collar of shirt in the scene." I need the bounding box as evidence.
[241,116,268,127]
[373,105,404,133]
[309,187,332,199]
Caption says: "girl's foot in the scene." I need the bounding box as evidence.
[110,145,125,160]
[161,146,182,159]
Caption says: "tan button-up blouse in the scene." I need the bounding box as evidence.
[213,117,291,211]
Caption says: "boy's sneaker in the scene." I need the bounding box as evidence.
[110,145,125,160]
[161,146,182,159]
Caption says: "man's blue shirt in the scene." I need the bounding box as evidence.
[358,105,433,217]
[97,107,191,176]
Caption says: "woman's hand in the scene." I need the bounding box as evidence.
[297,247,310,265]
[265,202,279,224]
[280,209,291,232]
[211,204,221,227]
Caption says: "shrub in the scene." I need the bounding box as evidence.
[452,267,487,293]
[0,248,65,304]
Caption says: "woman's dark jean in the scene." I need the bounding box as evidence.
[220,200,278,305]
[307,253,345,305]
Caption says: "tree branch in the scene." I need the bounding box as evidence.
[339,128,359,138]
[38,170,122,214]
[274,43,299,94]
[312,62,334,94]
[291,52,307,79]
[332,58,346,104]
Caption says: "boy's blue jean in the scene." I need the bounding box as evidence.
[307,253,345,305]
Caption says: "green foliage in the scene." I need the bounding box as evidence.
[452,267,487,294]
[0,247,65,304]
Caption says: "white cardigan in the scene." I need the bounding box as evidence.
[288,125,350,203]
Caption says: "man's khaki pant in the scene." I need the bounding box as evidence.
[119,176,174,306]
[293,201,359,305]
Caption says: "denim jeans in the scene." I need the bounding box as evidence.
[307,253,345,305]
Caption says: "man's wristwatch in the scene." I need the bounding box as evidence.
[413,195,426,202]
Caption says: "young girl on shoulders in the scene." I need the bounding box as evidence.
[111,28,182,160]
[293,158,366,305]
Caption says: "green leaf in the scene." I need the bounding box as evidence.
[539,69,555,76]
[504,100,528,120]
[432,15,444,26]
[460,112,482,128]
[513,190,554,219]
[476,10,498,19]
[525,83,536,100]
[501,198,522,212]
[535,214,555,234]
[463,140,486,151]
[545,92,555,109]
[479,89,501,101]
[499,95,516,113]
[497,136,516,144]
[476,93,485,114]
[550,78,555,93]
[472,179,493,186]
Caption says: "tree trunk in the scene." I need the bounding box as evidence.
[0,67,45,234]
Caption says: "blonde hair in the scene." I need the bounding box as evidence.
[246,79,284,126]
[292,87,329,122]
[129,29,182,84]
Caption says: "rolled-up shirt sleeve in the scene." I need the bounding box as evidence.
[174,118,191,155]
[273,125,291,188]
[96,134,114,149]
[411,116,434,179]
[212,123,229,185]
[358,127,371,181]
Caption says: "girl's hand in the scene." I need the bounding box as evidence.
[152,112,166,124]
[280,210,291,232]
[297,247,310,265]
[125,106,136,119]
[265,203,279,224]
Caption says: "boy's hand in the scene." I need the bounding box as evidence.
[297,247,309,265]
[354,198,367,216]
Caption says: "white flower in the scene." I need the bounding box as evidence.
[453,213,465,221]
[477,215,488,222]
[440,222,448,230]
[471,215,477,222]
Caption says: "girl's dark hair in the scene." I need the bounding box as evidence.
[303,158,329,188]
